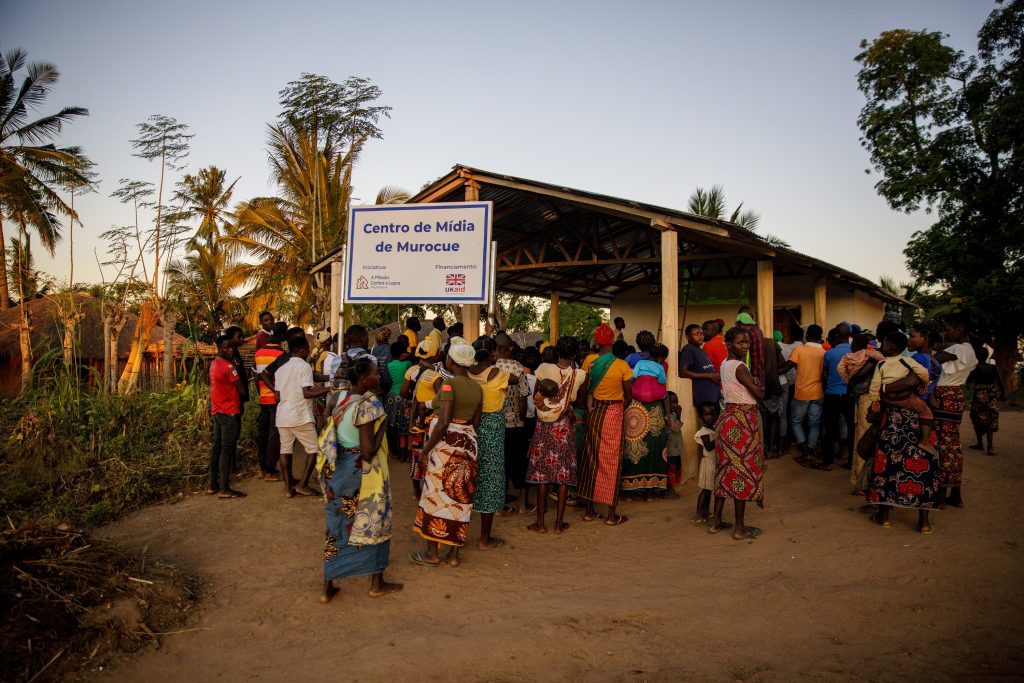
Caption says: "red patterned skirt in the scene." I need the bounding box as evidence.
[932,386,965,488]
[577,400,624,505]
[713,403,764,506]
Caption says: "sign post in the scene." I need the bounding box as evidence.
[345,202,493,305]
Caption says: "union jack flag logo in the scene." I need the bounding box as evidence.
[446,274,465,286]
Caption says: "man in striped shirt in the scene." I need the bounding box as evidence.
[254,322,287,480]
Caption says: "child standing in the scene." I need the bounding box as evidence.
[692,401,720,524]
[969,347,1004,455]
[665,391,684,498]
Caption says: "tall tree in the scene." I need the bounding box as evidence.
[687,185,790,248]
[119,115,192,392]
[0,48,91,310]
[856,0,1024,388]
[174,165,237,248]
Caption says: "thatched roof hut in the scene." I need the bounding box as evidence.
[0,294,214,395]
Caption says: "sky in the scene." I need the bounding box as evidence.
[4,0,995,289]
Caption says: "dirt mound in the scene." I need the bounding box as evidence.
[0,524,198,682]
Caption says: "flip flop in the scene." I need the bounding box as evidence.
[690,517,709,526]
[582,513,602,522]
[518,504,538,515]
[605,514,628,526]
[409,551,440,567]
[870,513,892,528]
[919,525,935,535]
[293,487,317,497]
[218,489,246,499]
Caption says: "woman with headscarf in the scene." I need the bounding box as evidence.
[467,336,511,548]
[526,336,588,534]
[411,343,483,567]
[318,358,403,602]
[578,324,633,525]
[620,330,670,497]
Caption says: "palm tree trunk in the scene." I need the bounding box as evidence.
[16,223,31,391]
[0,215,9,308]
[118,299,157,394]
[161,310,176,389]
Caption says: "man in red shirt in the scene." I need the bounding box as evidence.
[209,335,247,498]
[701,320,729,372]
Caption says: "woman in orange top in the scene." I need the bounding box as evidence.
[578,325,633,525]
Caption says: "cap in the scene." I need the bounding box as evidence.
[736,312,755,325]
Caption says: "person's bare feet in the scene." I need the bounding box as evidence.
[320,581,339,604]
[733,526,762,540]
[553,521,570,534]
[369,581,404,597]
[527,522,546,533]
[293,486,319,497]
[707,521,734,534]
[478,537,506,550]
[445,550,460,567]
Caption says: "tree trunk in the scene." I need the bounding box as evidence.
[118,299,158,394]
[110,314,126,394]
[61,295,80,370]
[18,301,32,393]
[0,216,8,308]
[993,331,1020,393]
[162,310,177,389]
[102,312,112,395]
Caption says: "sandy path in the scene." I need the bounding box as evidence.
[93,414,1024,682]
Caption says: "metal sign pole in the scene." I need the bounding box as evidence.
[487,240,497,328]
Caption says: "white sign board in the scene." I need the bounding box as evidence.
[345,202,492,304]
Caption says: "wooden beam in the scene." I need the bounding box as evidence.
[814,277,827,327]
[497,256,661,272]
[460,181,481,344]
[549,292,560,343]
[757,260,774,337]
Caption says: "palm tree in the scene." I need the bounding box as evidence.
[225,117,363,328]
[166,242,245,337]
[0,48,91,309]
[687,185,790,248]
[174,165,238,248]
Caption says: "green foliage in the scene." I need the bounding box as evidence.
[278,73,391,144]
[542,301,607,339]
[686,185,790,248]
[498,293,541,332]
[0,354,255,527]
[856,1,1024,381]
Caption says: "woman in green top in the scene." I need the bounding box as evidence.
[411,343,483,568]
[384,338,412,461]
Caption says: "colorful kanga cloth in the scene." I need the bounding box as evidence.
[413,421,478,546]
[970,382,999,433]
[867,404,939,509]
[620,400,668,492]
[932,385,965,487]
[577,399,624,505]
[713,403,764,505]
[319,392,392,581]
[525,413,577,485]
[472,411,506,514]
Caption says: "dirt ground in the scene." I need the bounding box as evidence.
[92,413,1024,682]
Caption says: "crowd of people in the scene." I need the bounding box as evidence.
[203,308,1001,602]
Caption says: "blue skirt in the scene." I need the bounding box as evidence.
[323,450,390,580]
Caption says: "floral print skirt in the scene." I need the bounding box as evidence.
[413,421,478,547]
[473,411,506,514]
[526,413,577,486]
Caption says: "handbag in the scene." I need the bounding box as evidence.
[856,424,879,461]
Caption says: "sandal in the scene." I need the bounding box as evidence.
[605,514,628,526]
[409,551,440,567]
[870,512,892,528]
[218,489,247,499]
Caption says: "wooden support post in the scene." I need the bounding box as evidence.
[549,292,560,343]
[814,277,827,327]
[756,260,774,337]
[330,258,342,336]
[462,304,480,344]
[659,225,679,398]
[460,179,482,344]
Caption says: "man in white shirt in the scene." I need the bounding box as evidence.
[274,333,329,497]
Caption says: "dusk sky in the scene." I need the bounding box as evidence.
[4,0,994,288]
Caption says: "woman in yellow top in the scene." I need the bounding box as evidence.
[578,326,633,526]
[468,336,511,549]
[400,337,443,499]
